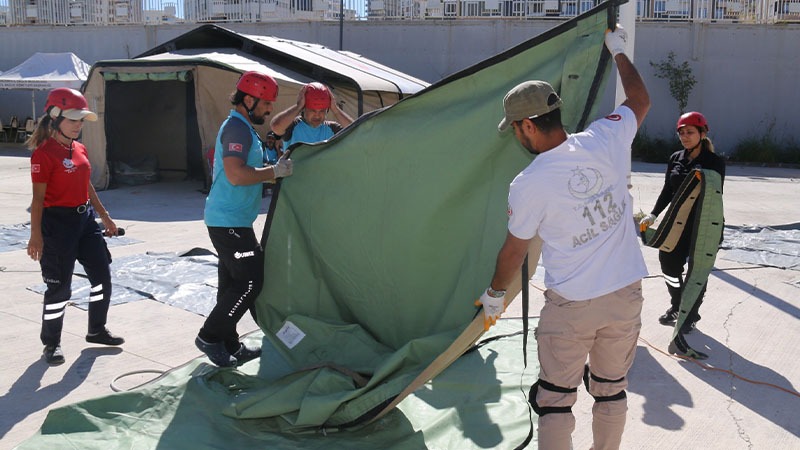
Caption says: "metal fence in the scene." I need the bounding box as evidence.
[0,0,798,24]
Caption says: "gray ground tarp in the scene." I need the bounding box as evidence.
[721,223,800,271]
[27,248,217,315]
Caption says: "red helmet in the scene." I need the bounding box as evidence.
[45,88,97,121]
[304,82,331,110]
[236,71,278,102]
[676,111,708,132]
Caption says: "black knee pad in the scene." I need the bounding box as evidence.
[528,379,578,416]
[583,365,627,403]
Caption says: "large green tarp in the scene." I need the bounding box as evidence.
[237,1,616,431]
[17,321,538,449]
[18,2,620,447]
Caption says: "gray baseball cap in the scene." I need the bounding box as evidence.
[497,80,563,132]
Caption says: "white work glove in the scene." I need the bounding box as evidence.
[639,213,657,229]
[605,25,628,57]
[272,155,293,179]
[475,288,507,331]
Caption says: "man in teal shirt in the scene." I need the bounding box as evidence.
[197,71,293,367]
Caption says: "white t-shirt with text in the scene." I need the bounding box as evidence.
[507,105,647,300]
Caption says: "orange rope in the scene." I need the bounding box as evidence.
[527,280,800,399]
[638,335,800,399]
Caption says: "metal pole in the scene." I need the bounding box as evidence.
[615,1,636,107]
[339,0,344,50]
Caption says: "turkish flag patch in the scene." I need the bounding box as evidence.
[228,143,243,153]
[31,164,41,173]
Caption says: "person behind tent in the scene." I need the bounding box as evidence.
[639,112,725,335]
[261,131,284,197]
[269,82,354,150]
[474,26,650,450]
[263,130,283,165]
[26,87,125,366]
[196,71,294,367]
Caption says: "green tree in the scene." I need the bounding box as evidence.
[650,52,697,114]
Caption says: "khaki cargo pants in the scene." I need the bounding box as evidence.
[535,281,643,450]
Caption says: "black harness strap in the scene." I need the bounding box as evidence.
[514,256,533,450]
[528,379,579,416]
[583,365,627,403]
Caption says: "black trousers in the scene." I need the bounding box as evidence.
[40,208,112,346]
[658,226,705,323]
[200,226,264,353]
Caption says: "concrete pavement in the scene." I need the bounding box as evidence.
[0,141,798,449]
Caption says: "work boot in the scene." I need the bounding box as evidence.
[86,328,125,346]
[232,343,262,366]
[43,344,65,366]
[658,307,678,325]
[195,336,237,367]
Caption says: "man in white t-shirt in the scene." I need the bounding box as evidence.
[474,26,650,450]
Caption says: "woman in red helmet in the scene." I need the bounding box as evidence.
[26,87,124,366]
[639,111,725,334]
[270,82,353,150]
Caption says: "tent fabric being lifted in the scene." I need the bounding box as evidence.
[247,2,616,429]
[17,2,620,447]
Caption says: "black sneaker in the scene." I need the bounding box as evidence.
[232,343,262,366]
[43,345,65,365]
[195,336,237,367]
[86,328,125,346]
[658,308,678,326]
[668,333,708,360]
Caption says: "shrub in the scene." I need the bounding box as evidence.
[632,131,672,163]
[731,135,800,165]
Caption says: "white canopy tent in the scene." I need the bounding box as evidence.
[0,52,91,120]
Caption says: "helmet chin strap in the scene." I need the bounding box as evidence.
[51,116,76,145]
[245,97,261,123]
[687,140,703,158]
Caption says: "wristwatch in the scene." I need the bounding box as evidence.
[487,287,506,298]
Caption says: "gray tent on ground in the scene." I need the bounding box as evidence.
[81,24,429,190]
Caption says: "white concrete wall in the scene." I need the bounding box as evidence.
[1,21,798,152]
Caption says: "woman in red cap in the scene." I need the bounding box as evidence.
[26,87,124,366]
[639,111,725,335]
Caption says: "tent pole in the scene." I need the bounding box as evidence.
[32,91,36,121]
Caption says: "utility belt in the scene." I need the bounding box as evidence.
[45,202,91,215]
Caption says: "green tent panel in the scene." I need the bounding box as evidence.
[243,0,617,430]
